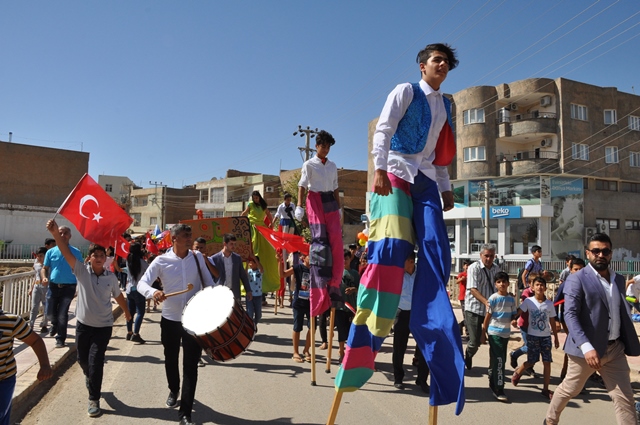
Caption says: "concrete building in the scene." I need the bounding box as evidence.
[0,141,90,246]
[195,170,280,218]
[368,77,640,263]
[129,185,199,234]
[97,175,139,209]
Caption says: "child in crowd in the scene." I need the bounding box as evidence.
[554,257,585,380]
[481,271,517,402]
[0,308,52,424]
[457,259,471,337]
[46,219,131,417]
[337,250,359,363]
[29,247,49,332]
[511,276,559,400]
[247,256,264,326]
[510,272,539,374]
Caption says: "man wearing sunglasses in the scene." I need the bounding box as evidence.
[545,233,640,425]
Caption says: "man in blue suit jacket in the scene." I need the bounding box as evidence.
[209,233,252,301]
[546,233,640,425]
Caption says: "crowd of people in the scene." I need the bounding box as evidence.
[2,41,640,425]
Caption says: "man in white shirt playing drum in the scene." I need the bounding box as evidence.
[137,223,215,425]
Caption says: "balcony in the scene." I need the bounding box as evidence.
[195,201,225,211]
[497,112,557,139]
[497,151,560,176]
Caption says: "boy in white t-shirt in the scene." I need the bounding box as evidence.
[512,276,559,400]
[246,257,264,326]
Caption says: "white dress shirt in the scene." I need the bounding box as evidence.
[137,249,215,322]
[298,156,339,193]
[372,79,451,192]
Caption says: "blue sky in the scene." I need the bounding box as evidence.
[2,0,639,189]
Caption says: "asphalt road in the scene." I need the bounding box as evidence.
[17,303,636,425]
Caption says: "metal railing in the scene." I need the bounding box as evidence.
[0,244,90,260]
[496,112,557,124]
[0,271,36,317]
[497,151,559,162]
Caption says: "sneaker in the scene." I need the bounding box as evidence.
[166,392,178,408]
[126,333,132,341]
[49,327,57,338]
[130,334,146,344]
[198,359,205,367]
[87,400,100,417]
[415,379,430,394]
[40,326,49,333]
[55,341,65,349]
[509,351,518,369]
[179,417,195,425]
[393,382,405,390]
[494,388,509,403]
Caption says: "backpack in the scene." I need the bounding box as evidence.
[516,260,534,290]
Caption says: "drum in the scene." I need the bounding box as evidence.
[182,286,255,362]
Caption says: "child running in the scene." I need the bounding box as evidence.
[481,271,517,402]
[511,276,559,400]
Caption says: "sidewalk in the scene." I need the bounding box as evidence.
[11,298,125,418]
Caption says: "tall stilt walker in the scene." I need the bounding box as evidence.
[330,43,465,423]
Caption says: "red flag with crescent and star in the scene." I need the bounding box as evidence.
[57,173,133,249]
[253,226,309,255]
[115,236,130,258]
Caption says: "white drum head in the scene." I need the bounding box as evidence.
[182,286,234,335]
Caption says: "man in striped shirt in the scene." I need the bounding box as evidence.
[0,309,52,424]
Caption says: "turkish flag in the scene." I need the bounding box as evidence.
[115,236,130,258]
[57,174,133,248]
[145,232,159,255]
[254,226,309,255]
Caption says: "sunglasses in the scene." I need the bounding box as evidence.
[587,248,612,256]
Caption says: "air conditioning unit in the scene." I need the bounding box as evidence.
[540,138,553,148]
[597,222,610,234]
[266,186,274,193]
[585,227,596,244]
[540,96,552,107]
[509,103,518,111]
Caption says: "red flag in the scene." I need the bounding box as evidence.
[156,230,172,250]
[145,233,159,255]
[254,226,309,255]
[58,174,133,248]
[115,236,130,258]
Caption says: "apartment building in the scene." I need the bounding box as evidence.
[129,185,199,234]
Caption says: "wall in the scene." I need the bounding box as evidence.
[0,207,89,246]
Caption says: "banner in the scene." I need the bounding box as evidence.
[180,217,253,261]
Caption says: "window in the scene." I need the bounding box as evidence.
[631,152,640,167]
[595,179,618,191]
[605,146,619,163]
[463,108,485,125]
[140,197,148,206]
[583,178,589,190]
[604,109,617,125]
[149,217,158,225]
[571,104,588,121]
[105,184,113,193]
[463,146,486,162]
[572,143,589,160]
[622,182,640,193]
[211,187,224,204]
[132,213,141,226]
[596,218,619,230]
[629,116,640,131]
[626,220,640,230]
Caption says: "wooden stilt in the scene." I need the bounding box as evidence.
[428,405,438,425]
[326,391,343,425]
[325,307,336,373]
[310,315,317,385]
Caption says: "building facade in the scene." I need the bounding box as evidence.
[129,186,199,234]
[368,78,640,262]
[97,175,139,209]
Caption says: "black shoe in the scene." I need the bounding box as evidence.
[464,353,472,370]
[393,382,405,390]
[415,379,429,394]
[55,340,65,349]
[49,327,57,338]
[166,392,178,408]
[130,334,146,344]
[178,417,195,425]
[509,351,518,369]
[40,326,49,333]
[126,332,132,341]
[494,388,509,403]
[198,359,205,367]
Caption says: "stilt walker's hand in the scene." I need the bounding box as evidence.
[295,206,305,221]
[373,169,392,196]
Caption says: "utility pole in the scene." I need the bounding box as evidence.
[293,125,318,162]
[149,181,167,230]
[484,181,491,245]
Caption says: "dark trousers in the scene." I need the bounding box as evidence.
[393,309,429,383]
[161,317,202,420]
[126,290,146,334]
[319,308,331,343]
[47,284,76,344]
[76,321,112,401]
[488,335,508,390]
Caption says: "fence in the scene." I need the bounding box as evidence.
[0,271,37,317]
[0,243,90,260]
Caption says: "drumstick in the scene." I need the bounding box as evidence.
[325,307,335,374]
[164,283,194,298]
